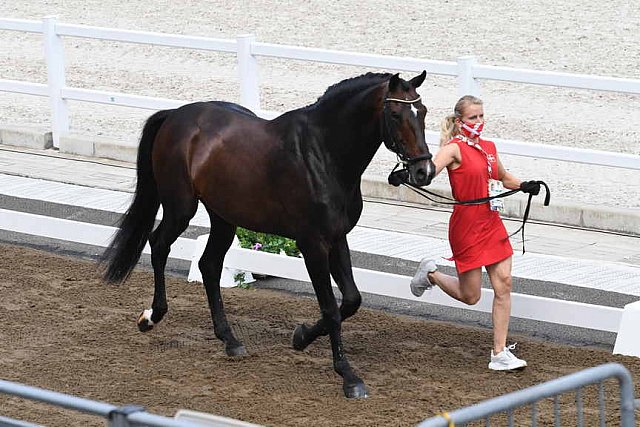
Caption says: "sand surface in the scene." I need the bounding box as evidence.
[1,1,639,210]
[1,244,640,426]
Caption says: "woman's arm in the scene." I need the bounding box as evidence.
[432,143,461,177]
[496,157,521,190]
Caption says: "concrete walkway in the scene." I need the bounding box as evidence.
[0,145,639,297]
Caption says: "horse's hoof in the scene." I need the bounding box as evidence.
[343,381,368,399]
[226,345,248,357]
[292,324,311,351]
[137,310,154,332]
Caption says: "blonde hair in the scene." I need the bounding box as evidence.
[439,95,483,146]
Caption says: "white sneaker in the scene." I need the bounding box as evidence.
[489,343,527,371]
[410,258,437,297]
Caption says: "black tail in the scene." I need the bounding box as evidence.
[100,109,173,283]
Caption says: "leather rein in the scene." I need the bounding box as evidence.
[401,179,551,254]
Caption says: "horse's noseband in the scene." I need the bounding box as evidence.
[382,95,431,165]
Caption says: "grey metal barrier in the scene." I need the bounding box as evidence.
[417,363,636,427]
[0,378,244,427]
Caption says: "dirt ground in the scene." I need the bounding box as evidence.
[1,243,639,427]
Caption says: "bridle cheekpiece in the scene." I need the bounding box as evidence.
[382,95,431,165]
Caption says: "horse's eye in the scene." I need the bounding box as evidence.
[391,111,401,120]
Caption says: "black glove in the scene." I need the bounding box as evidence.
[520,180,541,196]
[388,169,410,187]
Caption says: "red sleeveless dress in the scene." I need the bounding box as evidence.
[446,137,513,273]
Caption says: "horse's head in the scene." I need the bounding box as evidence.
[382,71,435,187]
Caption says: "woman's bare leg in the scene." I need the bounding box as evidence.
[428,267,482,305]
[485,257,513,354]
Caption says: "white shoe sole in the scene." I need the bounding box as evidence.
[410,259,437,297]
[488,362,527,371]
[410,282,432,297]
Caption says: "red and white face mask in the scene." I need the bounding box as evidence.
[459,120,484,139]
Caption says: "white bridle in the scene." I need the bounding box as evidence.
[384,95,421,104]
[385,95,422,116]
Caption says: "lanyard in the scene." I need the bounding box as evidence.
[456,135,494,178]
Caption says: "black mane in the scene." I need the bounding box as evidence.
[311,72,391,108]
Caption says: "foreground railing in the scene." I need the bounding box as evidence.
[417,363,637,427]
[0,379,259,427]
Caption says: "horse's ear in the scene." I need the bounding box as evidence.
[388,73,401,91]
[410,70,427,88]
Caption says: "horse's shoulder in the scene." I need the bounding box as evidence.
[275,111,321,146]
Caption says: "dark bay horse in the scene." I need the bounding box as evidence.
[101,71,435,398]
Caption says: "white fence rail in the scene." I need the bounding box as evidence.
[0,207,627,336]
[1,16,639,170]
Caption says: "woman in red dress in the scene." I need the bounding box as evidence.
[410,95,540,371]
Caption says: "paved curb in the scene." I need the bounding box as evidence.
[0,125,52,150]
[1,127,639,236]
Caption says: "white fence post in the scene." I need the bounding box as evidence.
[613,301,640,357]
[236,34,260,112]
[457,55,480,97]
[42,15,69,149]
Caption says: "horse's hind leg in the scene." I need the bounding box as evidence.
[137,197,197,332]
[198,211,246,357]
[293,235,362,351]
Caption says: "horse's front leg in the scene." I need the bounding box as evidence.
[293,235,362,349]
[296,239,367,399]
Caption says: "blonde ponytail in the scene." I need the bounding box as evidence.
[439,114,457,146]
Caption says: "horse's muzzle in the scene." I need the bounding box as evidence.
[409,159,435,187]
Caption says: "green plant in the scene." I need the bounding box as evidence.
[236,228,301,257]
[233,271,253,289]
